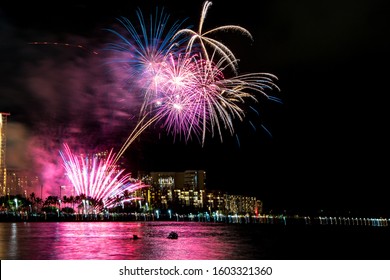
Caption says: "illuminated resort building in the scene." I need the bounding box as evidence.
[144,170,206,210]
[0,112,10,196]
[138,170,262,215]
[6,170,41,198]
[0,112,42,197]
[224,194,262,216]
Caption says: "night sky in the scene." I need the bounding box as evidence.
[1,0,389,214]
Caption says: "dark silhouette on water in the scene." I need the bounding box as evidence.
[167,231,178,239]
[131,234,139,240]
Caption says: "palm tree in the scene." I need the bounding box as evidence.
[69,195,76,211]
[29,192,36,203]
[35,197,43,212]
[62,195,68,209]
[29,192,36,212]
[123,190,130,199]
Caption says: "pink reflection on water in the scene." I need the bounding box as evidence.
[0,222,267,259]
[51,222,242,259]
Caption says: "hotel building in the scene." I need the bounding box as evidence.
[0,112,10,196]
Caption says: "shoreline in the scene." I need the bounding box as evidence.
[1,212,389,228]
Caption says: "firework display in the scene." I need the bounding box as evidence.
[60,143,147,211]
[59,1,279,210]
[106,0,280,161]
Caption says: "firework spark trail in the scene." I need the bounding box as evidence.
[103,6,190,118]
[103,181,146,209]
[106,0,280,160]
[145,52,205,142]
[28,41,99,55]
[60,143,147,211]
[172,0,253,75]
[113,53,219,160]
[113,113,160,164]
[114,53,279,161]
[150,52,280,144]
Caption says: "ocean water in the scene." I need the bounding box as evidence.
[0,221,389,260]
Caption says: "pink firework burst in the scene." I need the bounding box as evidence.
[109,1,281,161]
[59,143,148,211]
[145,52,280,144]
[115,51,280,161]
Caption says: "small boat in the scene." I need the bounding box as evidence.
[167,231,178,239]
[132,234,140,240]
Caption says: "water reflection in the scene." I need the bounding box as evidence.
[0,222,268,260]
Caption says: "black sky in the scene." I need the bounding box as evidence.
[1,0,389,214]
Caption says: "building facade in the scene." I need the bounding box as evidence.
[137,170,261,215]
[143,170,206,211]
[0,112,10,196]
[6,169,41,197]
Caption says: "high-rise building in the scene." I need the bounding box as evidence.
[146,170,206,210]
[0,112,10,196]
